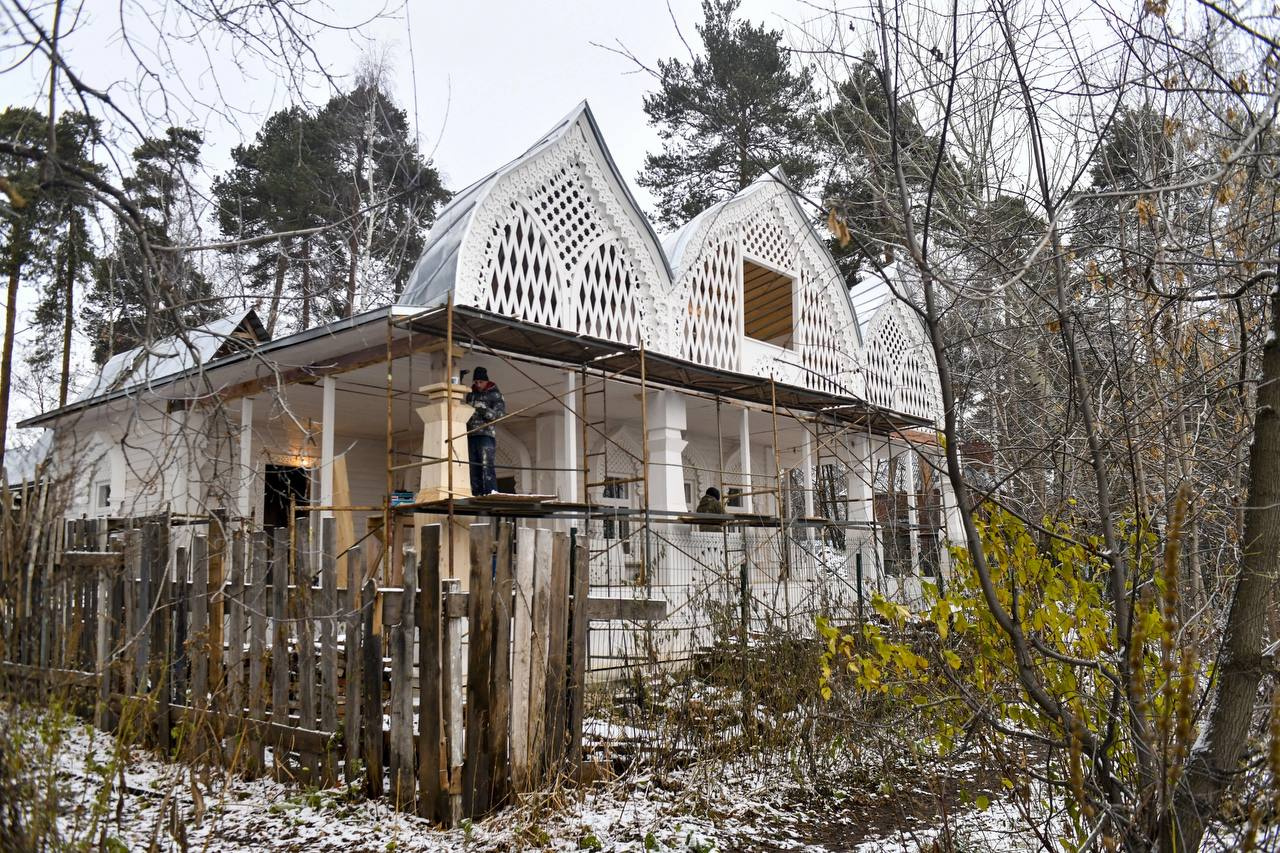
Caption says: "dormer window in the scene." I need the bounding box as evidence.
[743,258,794,348]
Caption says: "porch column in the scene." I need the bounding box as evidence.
[645,390,687,515]
[415,381,472,503]
[413,347,472,584]
[533,370,579,504]
[904,449,921,576]
[561,370,580,503]
[738,407,753,513]
[800,427,815,539]
[848,433,877,581]
[238,396,256,521]
[319,377,335,519]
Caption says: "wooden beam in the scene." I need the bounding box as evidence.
[212,334,450,402]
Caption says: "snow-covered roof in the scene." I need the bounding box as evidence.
[73,309,267,403]
[3,429,52,485]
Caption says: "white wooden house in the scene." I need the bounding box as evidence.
[17,102,958,665]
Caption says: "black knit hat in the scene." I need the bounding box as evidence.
[705,487,721,500]
[473,366,489,382]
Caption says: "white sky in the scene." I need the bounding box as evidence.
[0,0,815,218]
[0,0,820,436]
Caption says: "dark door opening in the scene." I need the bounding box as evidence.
[263,464,310,529]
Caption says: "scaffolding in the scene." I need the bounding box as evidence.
[341,299,954,672]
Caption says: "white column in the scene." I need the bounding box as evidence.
[238,396,255,521]
[801,428,815,538]
[561,370,579,504]
[904,449,920,576]
[535,370,581,504]
[645,390,688,514]
[320,376,336,519]
[848,433,877,580]
[738,407,754,513]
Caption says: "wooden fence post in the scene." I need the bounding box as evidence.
[343,539,365,786]
[190,535,210,758]
[224,529,245,764]
[567,530,589,779]
[320,517,339,786]
[247,531,268,776]
[489,521,513,808]
[295,517,319,784]
[441,577,464,825]
[417,524,443,821]
[542,531,570,776]
[390,548,417,811]
[270,526,291,781]
[463,522,495,817]
[361,576,384,798]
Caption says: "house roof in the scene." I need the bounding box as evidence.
[398,101,674,309]
[71,309,267,404]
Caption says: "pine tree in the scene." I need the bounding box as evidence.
[0,107,55,463]
[214,79,447,334]
[27,111,102,406]
[313,77,448,319]
[84,127,216,364]
[638,0,819,230]
[213,106,339,337]
[818,58,967,280]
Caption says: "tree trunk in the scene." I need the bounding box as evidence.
[300,236,312,331]
[0,252,22,468]
[58,225,76,408]
[266,238,287,338]
[1171,284,1280,851]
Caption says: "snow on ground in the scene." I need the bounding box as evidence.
[28,703,1266,852]
[8,710,1048,852]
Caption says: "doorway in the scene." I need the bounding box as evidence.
[263,464,310,529]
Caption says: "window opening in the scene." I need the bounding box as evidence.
[743,258,794,347]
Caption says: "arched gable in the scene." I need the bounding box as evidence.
[448,106,673,349]
[665,173,863,396]
[861,300,942,422]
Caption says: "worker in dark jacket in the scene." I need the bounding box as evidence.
[696,487,725,531]
[464,366,506,496]
[696,487,725,514]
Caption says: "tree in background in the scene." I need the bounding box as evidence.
[817,57,968,281]
[85,127,216,364]
[26,111,102,407]
[213,106,339,337]
[0,107,56,463]
[638,0,819,230]
[313,72,449,320]
[214,76,447,335]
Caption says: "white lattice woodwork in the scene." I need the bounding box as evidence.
[445,110,940,424]
[682,236,741,371]
[862,307,940,420]
[478,201,564,328]
[574,241,642,344]
[457,117,664,349]
[798,268,847,395]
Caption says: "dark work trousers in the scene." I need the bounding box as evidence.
[468,434,497,496]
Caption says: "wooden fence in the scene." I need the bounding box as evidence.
[0,514,655,824]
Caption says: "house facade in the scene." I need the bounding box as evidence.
[18,102,958,667]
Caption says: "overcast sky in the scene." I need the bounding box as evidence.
[1,0,818,220]
[0,0,826,432]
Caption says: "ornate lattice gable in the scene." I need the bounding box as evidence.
[861,301,942,421]
[667,174,863,396]
[444,105,673,350]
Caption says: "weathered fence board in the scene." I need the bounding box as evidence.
[4,515,627,827]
